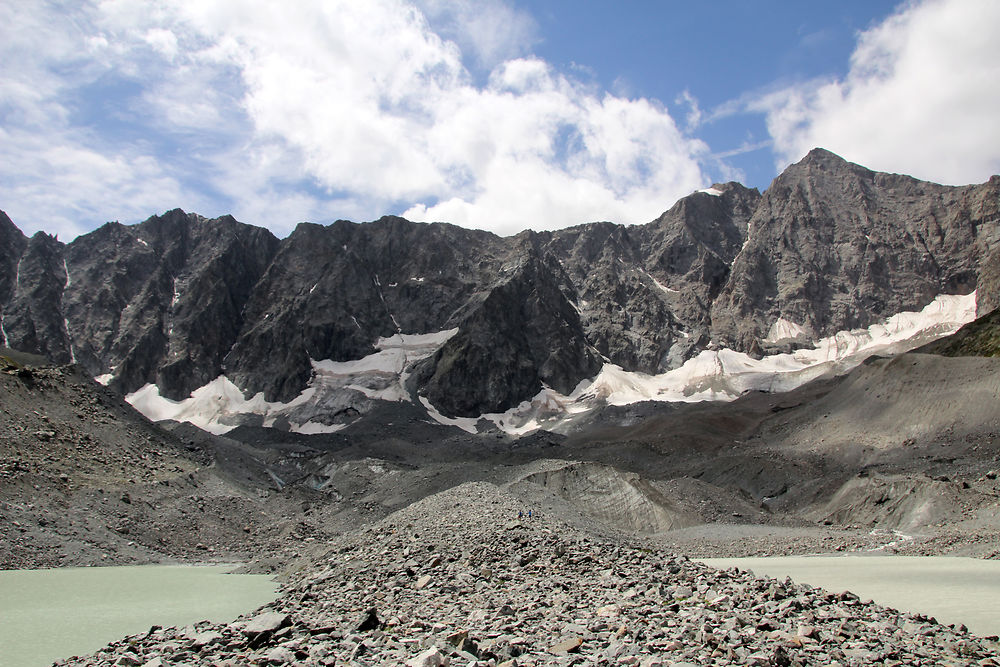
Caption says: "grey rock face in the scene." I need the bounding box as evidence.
[0,211,28,342]
[60,209,279,397]
[4,231,73,364]
[976,237,1000,315]
[530,183,760,378]
[414,243,601,416]
[633,182,760,367]
[224,216,510,403]
[1,149,997,418]
[711,149,1000,349]
[539,221,677,374]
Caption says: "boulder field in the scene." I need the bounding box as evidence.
[60,483,1000,667]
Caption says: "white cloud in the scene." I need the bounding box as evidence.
[0,2,205,238]
[1,127,197,239]
[758,0,1000,184]
[0,0,710,239]
[144,28,179,60]
[675,90,702,131]
[417,0,539,70]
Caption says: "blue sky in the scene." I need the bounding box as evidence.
[523,1,899,189]
[2,0,998,240]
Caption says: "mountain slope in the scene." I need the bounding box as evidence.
[61,209,280,399]
[1,148,996,422]
[414,243,601,415]
[224,216,510,402]
[3,231,72,364]
[917,306,1000,357]
[0,211,28,348]
[711,149,1000,351]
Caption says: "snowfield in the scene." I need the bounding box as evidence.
[122,293,976,436]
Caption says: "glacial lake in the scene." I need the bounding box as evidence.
[0,564,279,667]
[699,555,1000,637]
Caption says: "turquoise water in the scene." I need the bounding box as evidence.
[0,564,278,667]
[6,557,998,665]
[699,555,1000,637]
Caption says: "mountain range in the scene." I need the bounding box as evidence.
[2,148,998,432]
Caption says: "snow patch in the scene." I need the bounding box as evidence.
[127,378,275,435]
[477,292,977,435]
[64,319,76,364]
[699,187,723,196]
[94,374,113,386]
[311,329,457,376]
[136,238,148,247]
[642,270,679,294]
[126,328,460,434]
[63,259,71,288]
[419,396,479,434]
[764,318,812,343]
[739,220,755,253]
[292,421,346,435]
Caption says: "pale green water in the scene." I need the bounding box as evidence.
[699,555,1000,637]
[0,564,278,667]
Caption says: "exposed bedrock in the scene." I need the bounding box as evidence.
[58,209,280,398]
[225,216,510,403]
[3,231,72,364]
[1,150,998,413]
[414,245,601,417]
[711,150,1000,350]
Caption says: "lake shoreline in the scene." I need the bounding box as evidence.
[0,564,279,667]
[47,483,1000,667]
[698,554,1000,638]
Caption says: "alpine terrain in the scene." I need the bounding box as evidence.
[3,148,1000,666]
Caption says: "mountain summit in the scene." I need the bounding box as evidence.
[1,150,997,424]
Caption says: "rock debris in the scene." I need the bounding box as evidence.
[59,483,1000,667]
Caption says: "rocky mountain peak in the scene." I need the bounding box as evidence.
[710,149,997,351]
[0,210,29,341]
[1,149,996,427]
[0,209,26,242]
[414,244,600,417]
[799,146,848,165]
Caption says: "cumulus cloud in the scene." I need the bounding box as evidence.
[758,0,1000,184]
[0,0,709,239]
[0,2,202,238]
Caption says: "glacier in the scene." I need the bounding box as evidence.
[121,293,976,436]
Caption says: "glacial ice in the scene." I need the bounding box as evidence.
[121,294,976,436]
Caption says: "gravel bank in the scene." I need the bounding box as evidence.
[61,482,1000,666]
